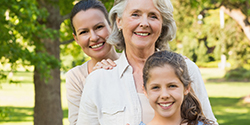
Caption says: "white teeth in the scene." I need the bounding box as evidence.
[159,103,172,107]
[135,32,149,36]
[91,43,103,49]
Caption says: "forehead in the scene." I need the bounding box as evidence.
[124,0,159,13]
[146,64,183,85]
[73,8,107,26]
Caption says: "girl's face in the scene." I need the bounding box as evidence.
[145,64,189,119]
[116,0,162,51]
[73,9,112,60]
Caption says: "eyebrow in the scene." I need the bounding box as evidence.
[76,22,105,32]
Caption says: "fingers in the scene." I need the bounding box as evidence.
[93,59,117,71]
[93,62,103,71]
[106,59,116,67]
[101,59,114,70]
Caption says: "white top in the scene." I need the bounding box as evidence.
[76,52,217,125]
[66,61,89,125]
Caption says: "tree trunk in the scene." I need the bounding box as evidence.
[220,6,250,43]
[34,66,62,125]
[34,0,63,124]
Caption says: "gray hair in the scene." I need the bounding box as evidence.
[108,0,177,51]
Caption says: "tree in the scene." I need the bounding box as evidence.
[1,0,65,124]
[0,0,70,124]
[1,0,115,124]
[192,0,250,43]
[171,0,250,67]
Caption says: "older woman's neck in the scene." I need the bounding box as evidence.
[126,48,154,93]
[126,48,154,66]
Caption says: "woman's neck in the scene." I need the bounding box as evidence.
[125,47,154,69]
[125,48,154,93]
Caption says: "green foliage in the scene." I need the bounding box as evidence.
[196,61,220,68]
[0,107,12,120]
[101,0,115,11]
[197,41,210,63]
[225,68,250,81]
[0,0,62,82]
[171,0,249,70]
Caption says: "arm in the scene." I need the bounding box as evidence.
[185,59,218,124]
[66,69,85,125]
[76,75,99,125]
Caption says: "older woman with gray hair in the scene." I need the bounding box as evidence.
[76,0,217,124]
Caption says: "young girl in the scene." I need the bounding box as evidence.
[141,50,214,125]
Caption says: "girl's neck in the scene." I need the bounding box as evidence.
[148,113,183,125]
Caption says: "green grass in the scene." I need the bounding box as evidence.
[0,71,69,125]
[1,69,250,125]
[201,68,250,125]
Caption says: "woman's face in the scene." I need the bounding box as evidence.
[73,9,112,59]
[116,0,163,50]
[145,64,189,119]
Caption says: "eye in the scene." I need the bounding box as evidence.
[96,25,104,30]
[79,30,88,35]
[151,86,160,90]
[149,14,158,19]
[131,13,139,17]
[169,84,177,88]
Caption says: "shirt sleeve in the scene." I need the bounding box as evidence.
[76,74,99,125]
[185,59,218,124]
[66,69,85,125]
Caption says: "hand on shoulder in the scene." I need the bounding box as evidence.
[93,59,117,71]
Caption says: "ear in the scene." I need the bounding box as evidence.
[116,16,122,30]
[184,84,191,95]
[73,33,80,45]
[142,85,148,98]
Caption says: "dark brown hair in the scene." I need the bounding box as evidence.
[143,50,214,125]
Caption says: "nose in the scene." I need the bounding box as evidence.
[160,88,170,100]
[139,15,149,28]
[90,30,99,42]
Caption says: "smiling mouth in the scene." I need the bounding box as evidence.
[134,32,150,36]
[90,42,105,49]
[159,102,174,108]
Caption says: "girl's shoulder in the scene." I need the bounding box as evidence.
[197,121,204,125]
[139,121,146,125]
[197,121,214,125]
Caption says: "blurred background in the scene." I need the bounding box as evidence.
[0,0,249,125]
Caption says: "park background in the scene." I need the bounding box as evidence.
[0,0,250,125]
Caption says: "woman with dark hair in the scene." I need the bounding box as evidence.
[66,0,119,124]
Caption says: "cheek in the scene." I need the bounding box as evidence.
[103,27,111,36]
[123,18,139,30]
[173,90,185,101]
[77,36,89,47]
[148,91,159,102]
[151,21,162,34]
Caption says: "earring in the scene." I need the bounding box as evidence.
[118,28,121,32]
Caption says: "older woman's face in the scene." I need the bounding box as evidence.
[116,0,162,50]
